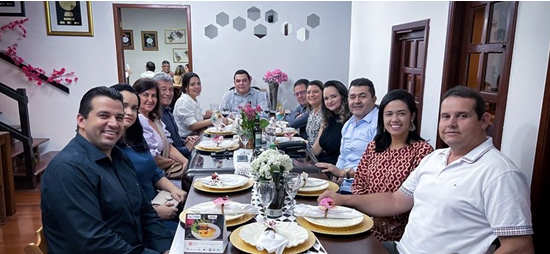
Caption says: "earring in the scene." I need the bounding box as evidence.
[409,122,416,132]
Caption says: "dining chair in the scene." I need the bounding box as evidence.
[24,226,47,254]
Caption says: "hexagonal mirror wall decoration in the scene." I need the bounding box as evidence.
[205,24,218,39]
[216,12,229,27]
[296,27,309,42]
[254,24,267,39]
[233,16,246,32]
[307,14,320,28]
[281,21,292,36]
[247,6,260,21]
[265,9,278,24]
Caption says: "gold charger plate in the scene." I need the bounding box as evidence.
[195,144,240,153]
[204,128,236,135]
[296,181,339,197]
[194,179,254,193]
[179,209,255,227]
[230,225,316,254]
[296,214,373,235]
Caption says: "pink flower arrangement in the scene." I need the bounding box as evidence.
[263,68,288,85]
[319,198,335,218]
[238,103,263,134]
[212,135,224,146]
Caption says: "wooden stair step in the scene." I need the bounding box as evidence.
[11,138,50,158]
[34,151,59,176]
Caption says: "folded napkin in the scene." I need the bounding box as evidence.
[275,137,305,143]
[275,127,295,134]
[197,139,238,149]
[255,230,289,254]
[207,125,234,133]
[187,201,259,215]
[198,175,248,187]
[293,204,363,219]
[300,178,326,188]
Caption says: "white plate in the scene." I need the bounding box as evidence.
[187,201,245,221]
[299,179,329,192]
[303,215,364,228]
[275,136,305,144]
[198,174,249,189]
[239,222,308,248]
[197,140,237,149]
[191,223,221,240]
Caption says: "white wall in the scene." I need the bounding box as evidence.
[0,1,352,153]
[121,8,188,85]
[348,1,550,183]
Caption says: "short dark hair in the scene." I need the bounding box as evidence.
[78,86,123,119]
[373,89,424,152]
[321,80,351,125]
[349,77,376,97]
[162,60,170,65]
[110,84,149,152]
[443,86,486,120]
[132,78,161,120]
[294,79,309,88]
[182,72,201,94]
[234,69,251,80]
[146,61,155,71]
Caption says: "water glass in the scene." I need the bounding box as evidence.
[284,173,302,216]
[210,103,220,111]
[257,180,275,217]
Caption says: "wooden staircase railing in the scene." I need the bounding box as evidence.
[0,82,36,189]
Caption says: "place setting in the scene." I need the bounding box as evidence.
[195,136,240,153]
[296,174,339,197]
[179,196,259,227]
[193,172,254,193]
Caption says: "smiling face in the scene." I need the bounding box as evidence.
[186,76,202,99]
[138,88,158,116]
[383,99,413,141]
[294,83,307,106]
[157,80,174,107]
[307,85,322,109]
[234,73,251,95]
[439,96,490,154]
[77,96,124,155]
[120,91,139,129]
[349,85,376,119]
[323,86,342,113]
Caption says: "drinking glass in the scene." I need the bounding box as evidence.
[210,103,220,111]
[284,173,302,216]
[238,129,250,154]
[257,180,275,217]
[211,111,223,132]
[221,104,230,117]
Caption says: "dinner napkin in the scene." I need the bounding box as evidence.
[187,201,259,215]
[207,125,234,132]
[300,178,326,188]
[198,175,248,187]
[293,204,363,219]
[255,230,289,254]
[275,137,305,143]
[197,139,238,149]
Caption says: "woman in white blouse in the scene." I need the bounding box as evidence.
[133,78,189,171]
[174,72,219,137]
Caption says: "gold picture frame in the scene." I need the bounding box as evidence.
[173,48,188,63]
[164,28,186,44]
[44,1,93,36]
[122,29,134,50]
[141,31,158,51]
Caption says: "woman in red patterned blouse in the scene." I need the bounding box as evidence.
[352,89,434,242]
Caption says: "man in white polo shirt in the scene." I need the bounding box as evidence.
[319,86,534,254]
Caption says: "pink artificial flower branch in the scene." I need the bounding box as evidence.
[263,68,288,85]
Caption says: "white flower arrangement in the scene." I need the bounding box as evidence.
[250,149,293,180]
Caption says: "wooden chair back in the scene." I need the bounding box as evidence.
[24,226,47,254]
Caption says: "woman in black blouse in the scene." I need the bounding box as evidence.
[312,80,351,164]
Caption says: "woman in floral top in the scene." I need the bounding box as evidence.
[305,80,324,145]
[353,90,434,241]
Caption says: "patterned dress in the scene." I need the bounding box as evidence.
[306,108,322,145]
[352,140,434,241]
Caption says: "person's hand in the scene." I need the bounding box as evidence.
[332,176,344,185]
[171,189,187,203]
[204,110,212,119]
[185,135,200,150]
[374,217,399,235]
[317,190,344,205]
[316,162,344,178]
[153,203,178,220]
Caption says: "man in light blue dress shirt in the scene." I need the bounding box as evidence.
[316,78,378,194]
[221,69,269,112]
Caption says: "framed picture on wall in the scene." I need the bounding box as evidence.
[44,1,93,36]
[165,28,186,44]
[141,31,158,51]
[0,1,26,16]
[122,29,134,50]
[173,48,188,63]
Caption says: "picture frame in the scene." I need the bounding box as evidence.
[44,1,93,36]
[165,28,186,44]
[122,29,134,50]
[141,31,158,51]
[0,1,26,16]
[173,48,189,63]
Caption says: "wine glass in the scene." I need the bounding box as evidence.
[284,173,302,216]
[221,104,230,117]
[238,129,250,155]
[211,111,223,132]
[257,180,275,218]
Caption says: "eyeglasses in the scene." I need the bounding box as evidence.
[294,91,306,97]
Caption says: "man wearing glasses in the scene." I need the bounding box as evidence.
[285,79,310,139]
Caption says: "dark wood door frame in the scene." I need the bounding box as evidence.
[112,4,192,83]
[530,52,550,254]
